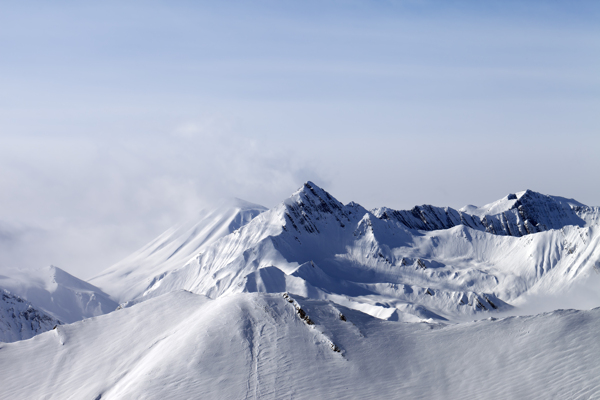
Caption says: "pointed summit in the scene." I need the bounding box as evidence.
[289,181,342,205]
[509,190,586,231]
[283,181,351,234]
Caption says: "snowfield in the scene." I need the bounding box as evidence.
[1,291,599,399]
[1,182,600,399]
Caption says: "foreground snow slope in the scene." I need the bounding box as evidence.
[132,182,600,322]
[0,289,60,343]
[90,198,266,303]
[1,291,598,400]
[0,265,117,323]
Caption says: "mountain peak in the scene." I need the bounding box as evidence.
[287,182,345,211]
[282,181,351,234]
[293,181,327,197]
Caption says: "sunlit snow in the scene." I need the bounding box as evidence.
[1,182,599,399]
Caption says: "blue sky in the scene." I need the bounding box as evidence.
[1,1,599,277]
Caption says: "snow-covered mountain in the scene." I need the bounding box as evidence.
[0,289,60,343]
[0,265,117,323]
[2,182,600,399]
[124,182,600,322]
[89,198,267,303]
[1,291,598,399]
[374,189,594,236]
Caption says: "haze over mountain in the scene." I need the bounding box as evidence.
[2,1,598,397]
[0,265,117,325]
[2,0,599,282]
[90,198,267,303]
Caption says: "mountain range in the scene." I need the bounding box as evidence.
[1,182,599,399]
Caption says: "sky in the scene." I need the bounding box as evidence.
[0,1,599,279]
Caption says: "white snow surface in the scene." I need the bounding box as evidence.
[1,291,599,399]
[89,198,266,303]
[0,265,117,323]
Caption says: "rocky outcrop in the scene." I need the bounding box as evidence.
[374,189,588,237]
[0,289,61,343]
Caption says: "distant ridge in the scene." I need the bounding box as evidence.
[0,265,117,323]
[373,189,590,236]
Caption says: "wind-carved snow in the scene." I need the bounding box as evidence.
[0,289,60,343]
[123,182,600,323]
[1,291,599,399]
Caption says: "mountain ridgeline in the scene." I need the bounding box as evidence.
[279,182,591,239]
[2,182,600,399]
[374,189,589,236]
[132,182,600,323]
[3,183,599,341]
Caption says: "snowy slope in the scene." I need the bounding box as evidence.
[0,289,60,343]
[130,182,600,322]
[3,183,600,398]
[0,291,599,399]
[89,198,266,303]
[0,265,117,323]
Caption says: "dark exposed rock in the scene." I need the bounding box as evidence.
[373,189,588,238]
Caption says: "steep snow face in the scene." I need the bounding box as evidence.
[1,291,599,399]
[90,198,267,303]
[0,289,60,343]
[131,182,600,323]
[0,266,117,323]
